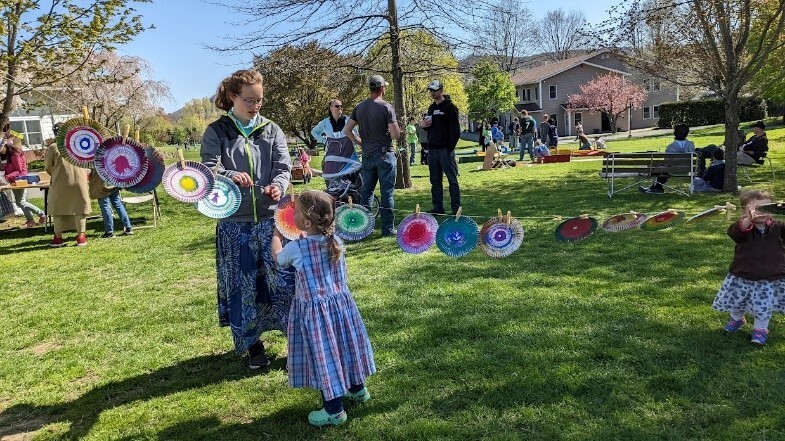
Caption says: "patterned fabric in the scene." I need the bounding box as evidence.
[287,237,376,401]
[712,274,785,322]
[216,219,295,354]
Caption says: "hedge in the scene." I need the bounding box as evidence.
[657,97,767,128]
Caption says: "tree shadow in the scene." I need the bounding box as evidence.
[0,352,279,440]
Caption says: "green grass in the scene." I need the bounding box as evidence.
[2,123,785,440]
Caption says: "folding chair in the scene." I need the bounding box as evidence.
[739,155,775,182]
[121,189,161,229]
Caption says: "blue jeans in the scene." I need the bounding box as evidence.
[520,133,534,160]
[428,148,461,214]
[11,188,44,222]
[361,150,396,233]
[409,143,416,164]
[98,190,132,233]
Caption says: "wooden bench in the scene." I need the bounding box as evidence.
[599,152,698,198]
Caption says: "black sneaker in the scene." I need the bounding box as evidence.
[248,352,271,369]
[639,186,664,194]
[381,229,397,237]
[122,227,133,236]
[101,232,115,239]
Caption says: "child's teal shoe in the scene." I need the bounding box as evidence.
[345,387,371,403]
[308,408,347,427]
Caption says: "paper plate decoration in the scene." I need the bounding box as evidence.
[95,136,149,188]
[686,207,721,223]
[757,202,785,215]
[435,211,479,258]
[127,147,165,194]
[601,212,648,232]
[335,203,375,241]
[162,160,214,203]
[397,212,438,254]
[56,114,108,168]
[640,210,685,231]
[196,175,242,219]
[274,195,303,240]
[555,216,598,242]
[479,213,524,258]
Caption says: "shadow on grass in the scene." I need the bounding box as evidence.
[0,352,277,439]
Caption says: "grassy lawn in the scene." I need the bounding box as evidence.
[2,122,785,440]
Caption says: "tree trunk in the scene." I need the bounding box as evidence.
[722,93,740,193]
[388,0,412,189]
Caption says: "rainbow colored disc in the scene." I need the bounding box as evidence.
[640,210,685,231]
[555,217,598,242]
[274,195,303,240]
[56,117,107,168]
[128,147,165,194]
[601,213,648,232]
[162,160,214,203]
[95,137,149,188]
[196,175,242,219]
[436,216,479,258]
[335,204,375,241]
[479,218,524,258]
[397,213,438,254]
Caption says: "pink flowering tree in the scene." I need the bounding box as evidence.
[566,73,648,135]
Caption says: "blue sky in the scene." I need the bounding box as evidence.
[119,0,622,113]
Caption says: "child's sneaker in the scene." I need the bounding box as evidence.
[724,317,746,332]
[49,236,65,248]
[751,328,769,345]
[307,408,347,427]
[345,387,371,404]
[20,220,37,229]
[37,214,47,225]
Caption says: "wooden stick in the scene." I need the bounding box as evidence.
[415,204,420,215]
[506,211,512,225]
[177,148,186,168]
[82,107,89,120]
[455,207,462,221]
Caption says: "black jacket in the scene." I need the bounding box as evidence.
[728,220,785,281]
[425,98,460,150]
[739,134,768,161]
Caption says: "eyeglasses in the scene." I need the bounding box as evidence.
[236,95,263,106]
[332,105,343,108]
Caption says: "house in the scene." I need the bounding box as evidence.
[508,50,678,137]
[7,91,76,161]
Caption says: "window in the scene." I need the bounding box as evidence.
[535,87,539,101]
[653,105,660,118]
[643,107,651,119]
[524,89,531,102]
[643,79,650,91]
[652,80,661,92]
[9,119,43,147]
[574,112,583,125]
[549,85,557,100]
[601,53,610,60]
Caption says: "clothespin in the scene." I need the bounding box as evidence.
[630,210,639,215]
[497,208,503,222]
[455,207,462,221]
[288,183,295,200]
[415,204,420,215]
[134,129,140,143]
[123,124,130,141]
[177,148,186,169]
[666,208,678,214]
[506,211,512,226]
[553,215,563,222]
[81,107,90,120]
[348,196,353,208]
[579,213,590,219]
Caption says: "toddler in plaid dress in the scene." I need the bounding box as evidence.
[273,190,376,427]
[712,189,785,345]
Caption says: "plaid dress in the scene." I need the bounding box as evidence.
[216,219,295,354]
[287,237,376,401]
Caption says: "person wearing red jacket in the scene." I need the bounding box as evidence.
[1,127,45,228]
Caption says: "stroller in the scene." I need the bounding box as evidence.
[322,137,380,216]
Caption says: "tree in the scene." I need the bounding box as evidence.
[0,0,149,130]
[174,97,222,142]
[598,0,785,192]
[253,42,365,148]
[221,0,485,188]
[566,73,648,135]
[52,51,172,132]
[466,59,517,121]
[532,8,590,61]
[137,113,173,146]
[469,0,535,73]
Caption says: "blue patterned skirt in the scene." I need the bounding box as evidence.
[216,219,295,354]
[712,274,785,321]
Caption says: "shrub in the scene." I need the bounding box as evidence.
[657,97,767,128]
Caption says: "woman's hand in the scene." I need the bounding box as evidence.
[231,172,254,188]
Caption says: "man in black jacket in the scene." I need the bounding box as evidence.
[737,120,769,165]
[422,80,461,215]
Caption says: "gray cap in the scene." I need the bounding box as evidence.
[369,75,389,89]
[427,80,443,91]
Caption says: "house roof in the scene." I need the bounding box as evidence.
[510,50,622,86]
[514,103,542,113]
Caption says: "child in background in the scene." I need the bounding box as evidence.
[532,139,551,162]
[88,171,133,238]
[406,116,418,165]
[1,127,46,228]
[482,123,492,152]
[594,136,606,149]
[712,189,785,345]
[272,190,376,427]
[490,122,505,151]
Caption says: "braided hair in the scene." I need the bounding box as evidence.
[297,190,344,263]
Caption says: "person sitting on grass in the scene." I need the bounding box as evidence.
[577,133,592,150]
[272,190,376,427]
[533,139,551,162]
[712,189,785,346]
[693,148,725,193]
